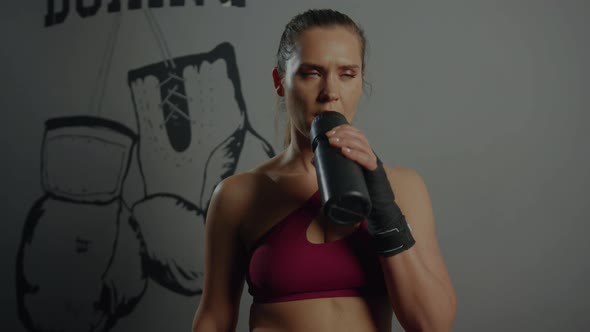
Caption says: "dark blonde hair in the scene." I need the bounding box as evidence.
[276,9,368,147]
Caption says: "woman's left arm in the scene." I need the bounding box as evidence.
[326,125,457,332]
[379,166,457,332]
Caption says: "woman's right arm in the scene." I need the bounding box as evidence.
[192,176,250,332]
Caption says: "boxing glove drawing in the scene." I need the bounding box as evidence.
[17,117,146,332]
[127,42,274,294]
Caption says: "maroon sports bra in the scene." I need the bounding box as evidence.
[247,190,387,303]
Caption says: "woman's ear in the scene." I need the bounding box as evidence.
[272,67,285,97]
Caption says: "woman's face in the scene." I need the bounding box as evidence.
[281,26,364,139]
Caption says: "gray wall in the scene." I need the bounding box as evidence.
[2,1,589,331]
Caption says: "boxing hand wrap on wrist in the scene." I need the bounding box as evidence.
[364,159,415,257]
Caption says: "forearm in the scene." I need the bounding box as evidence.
[380,249,456,332]
[192,309,236,332]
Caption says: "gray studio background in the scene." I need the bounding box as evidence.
[1,1,589,331]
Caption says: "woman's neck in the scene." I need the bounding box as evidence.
[282,127,315,174]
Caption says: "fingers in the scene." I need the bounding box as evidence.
[325,125,368,150]
[325,125,378,171]
[341,147,378,171]
[326,125,367,143]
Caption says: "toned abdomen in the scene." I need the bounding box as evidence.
[249,295,393,332]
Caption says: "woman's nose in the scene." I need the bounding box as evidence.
[318,76,339,103]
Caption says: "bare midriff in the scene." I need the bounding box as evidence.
[249,295,393,332]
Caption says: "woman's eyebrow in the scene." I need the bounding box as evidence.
[299,63,323,70]
[299,63,360,70]
[340,65,360,71]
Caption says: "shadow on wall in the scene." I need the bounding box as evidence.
[16,42,274,332]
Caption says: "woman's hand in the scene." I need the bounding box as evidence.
[325,124,378,171]
[325,123,415,257]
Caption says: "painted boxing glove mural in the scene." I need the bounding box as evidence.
[128,42,274,295]
[17,5,274,330]
[16,117,147,332]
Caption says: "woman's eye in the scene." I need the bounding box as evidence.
[341,71,357,78]
[300,71,319,77]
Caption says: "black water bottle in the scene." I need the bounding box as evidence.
[310,111,372,225]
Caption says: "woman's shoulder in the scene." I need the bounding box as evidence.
[382,165,423,187]
[212,170,274,207]
[382,164,430,198]
[205,171,273,234]
[209,154,285,216]
[382,164,433,218]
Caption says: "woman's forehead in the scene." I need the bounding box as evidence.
[294,27,363,66]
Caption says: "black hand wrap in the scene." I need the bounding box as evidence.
[364,158,415,257]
